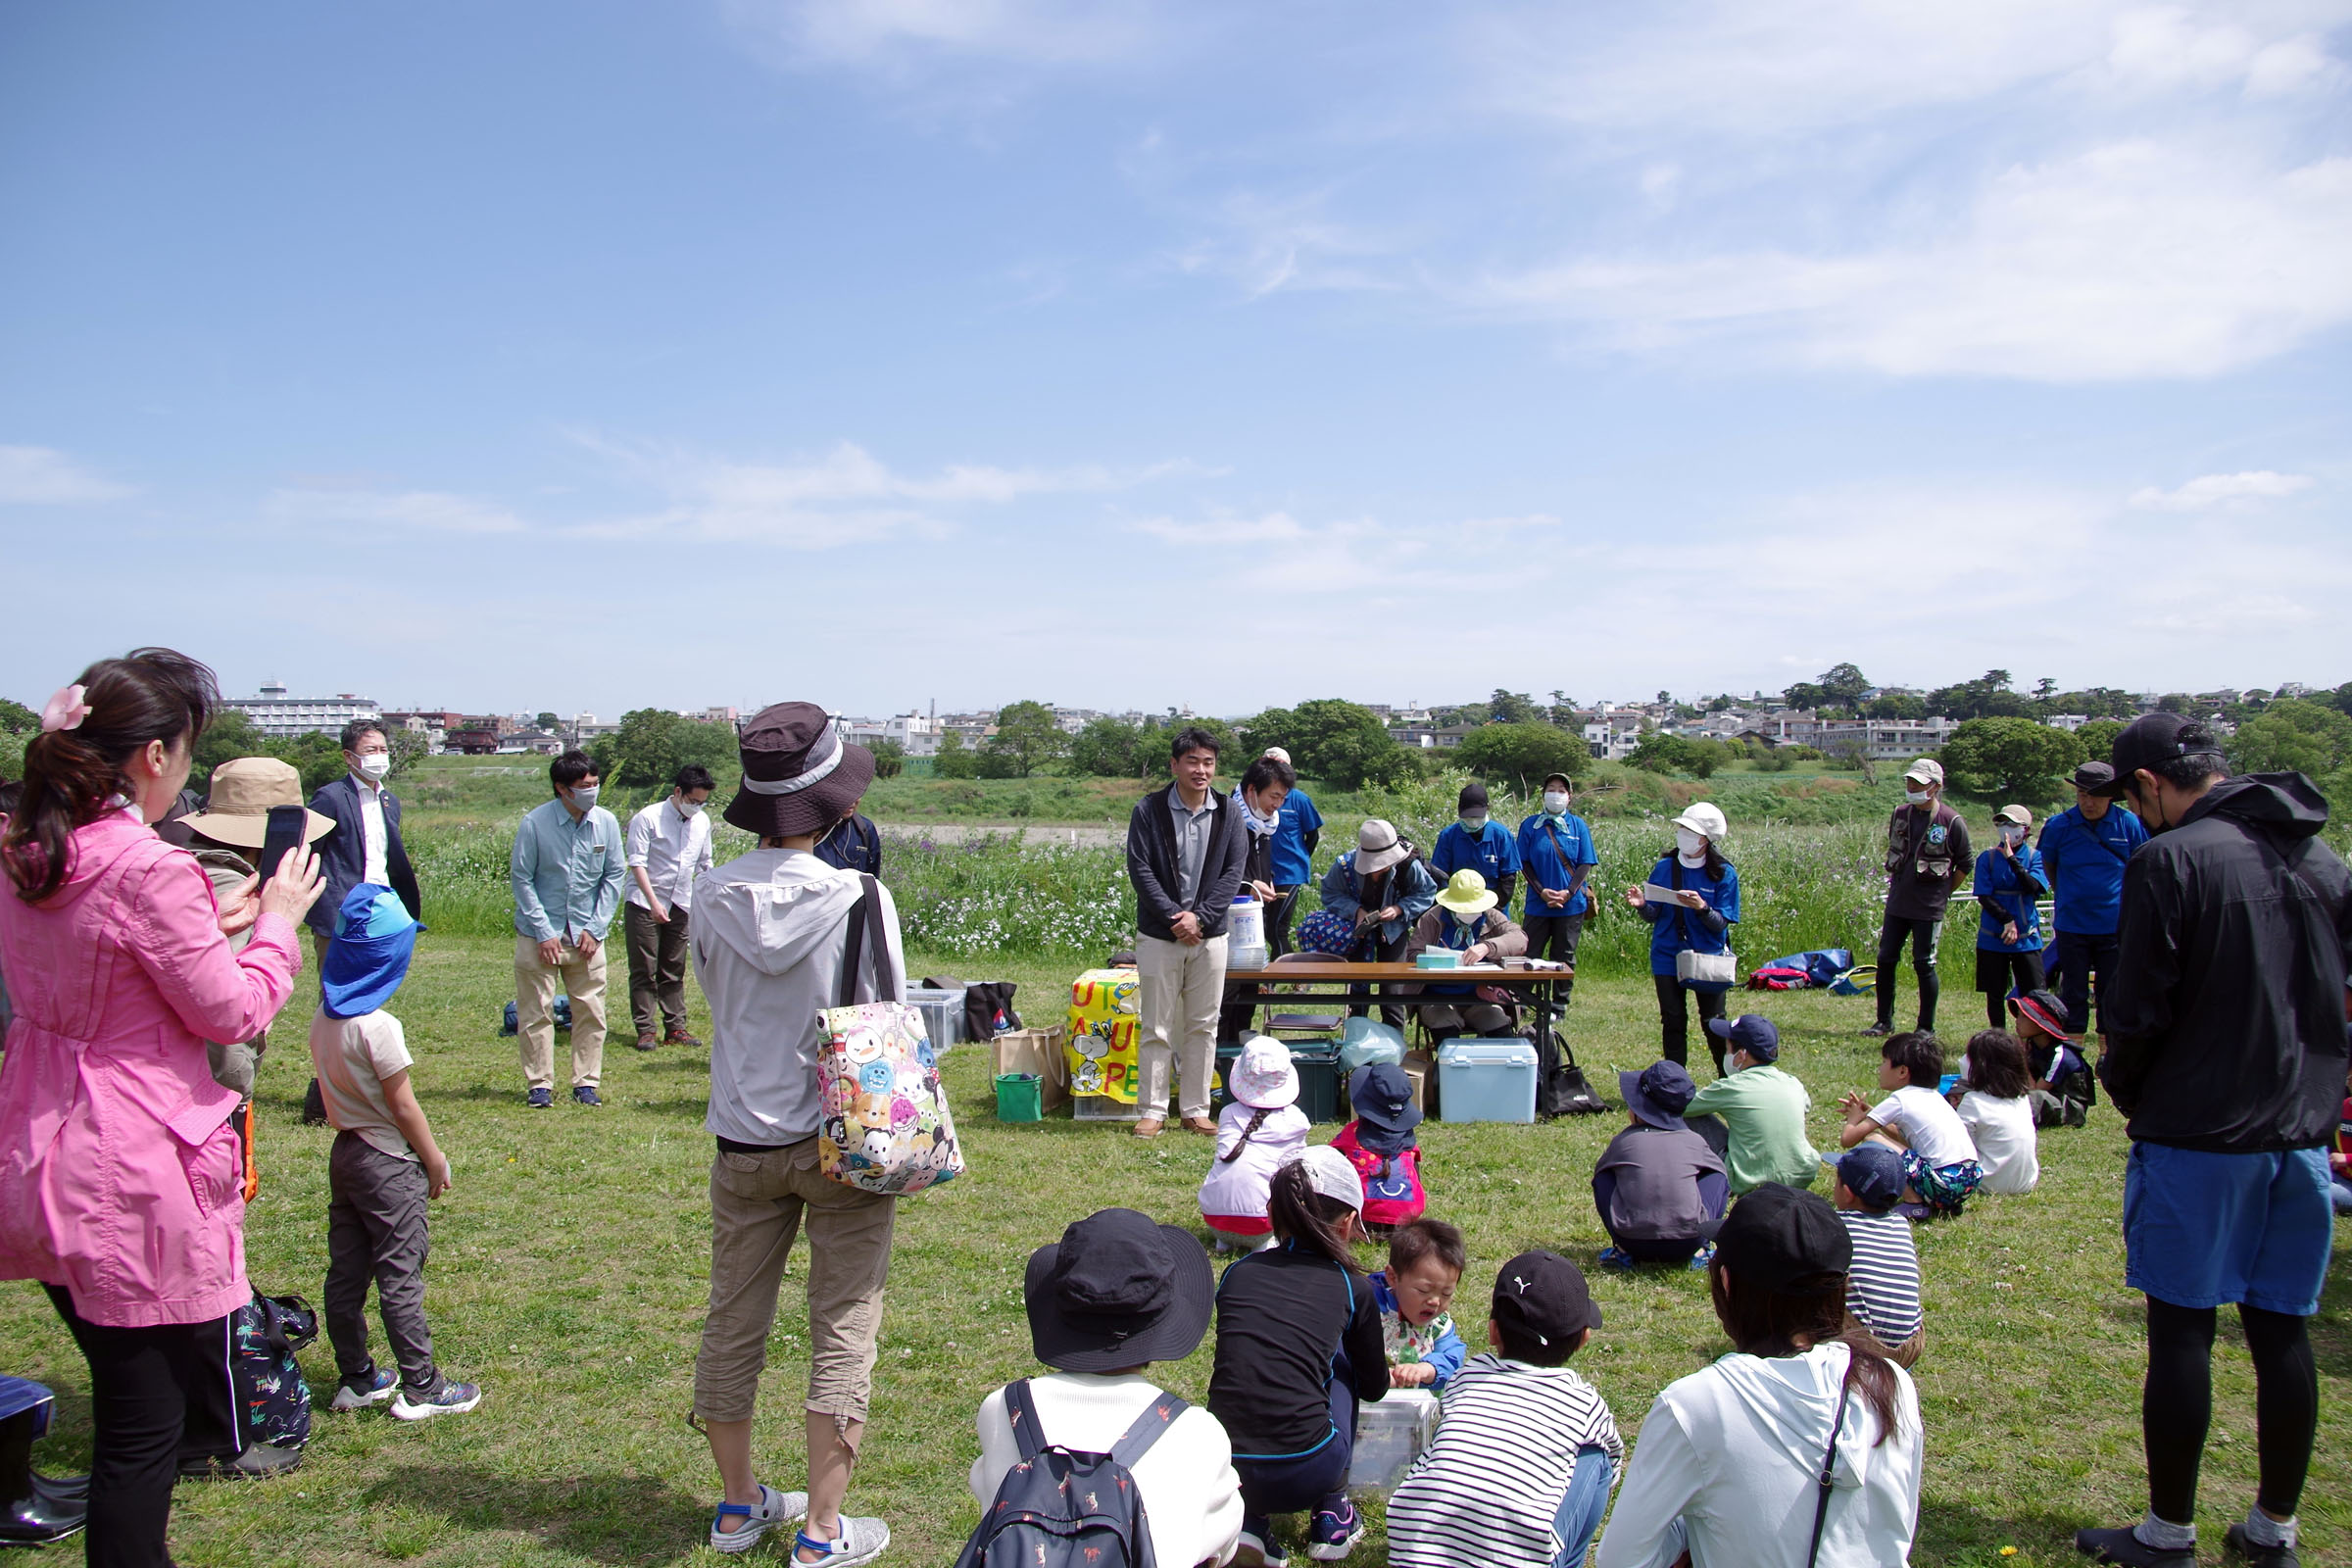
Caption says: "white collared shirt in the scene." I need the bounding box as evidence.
[353,773,389,886]
[627,797,714,912]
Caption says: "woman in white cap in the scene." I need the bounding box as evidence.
[1319,819,1438,1029]
[1624,804,1741,1074]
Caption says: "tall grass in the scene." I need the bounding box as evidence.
[405,805,1968,975]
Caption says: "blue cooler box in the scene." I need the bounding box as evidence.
[1436,1038,1538,1124]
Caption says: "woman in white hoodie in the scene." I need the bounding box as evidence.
[1595,1183,1923,1568]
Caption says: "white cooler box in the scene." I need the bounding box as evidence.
[1348,1388,1439,1494]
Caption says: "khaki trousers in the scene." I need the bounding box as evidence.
[693,1139,897,1424]
[514,932,609,1090]
[1136,931,1227,1120]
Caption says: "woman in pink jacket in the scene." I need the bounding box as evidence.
[0,649,321,1568]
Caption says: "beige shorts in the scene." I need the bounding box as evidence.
[692,1138,897,1424]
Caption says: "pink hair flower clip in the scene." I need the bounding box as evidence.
[39,683,91,733]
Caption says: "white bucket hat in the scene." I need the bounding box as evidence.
[1671,802,1728,842]
[1230,1036,1300,1109]
[1353,818,1411,876]
[1904,757,1944,786]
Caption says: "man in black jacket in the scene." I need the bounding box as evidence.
[1124,726,1250,1140]
[2076,716,2350,1568]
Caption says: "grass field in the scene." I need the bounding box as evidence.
[1,933,2343,1567]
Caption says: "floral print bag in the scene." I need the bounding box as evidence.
[816,875,964,1196]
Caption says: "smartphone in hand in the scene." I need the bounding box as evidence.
[254,804,309,891]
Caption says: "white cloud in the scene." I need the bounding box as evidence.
[1470,0,2350,137]
[2128,469,2316,510]
[265,487,528,533]
[724,0,1161,70]
[1468,142,2352,379]
[1166,191,1405,299]
[0,445,134,505]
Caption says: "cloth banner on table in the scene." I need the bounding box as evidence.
[1066,967,1142,1102]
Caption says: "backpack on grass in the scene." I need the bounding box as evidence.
[953,1380,1184,1568]
[235,1291,318,1449]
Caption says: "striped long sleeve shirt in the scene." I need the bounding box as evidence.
[1387,1353,1624,1568]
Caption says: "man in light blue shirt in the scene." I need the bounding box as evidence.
[511,749,626,1108]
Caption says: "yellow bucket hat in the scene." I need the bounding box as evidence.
[1433,867,1497,917]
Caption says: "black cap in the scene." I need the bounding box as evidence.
[2069,760,2116,791]
[1715,1183,1851,1292]
[2100,714,2226,796]
[1705,1013,1780,1063]
[1457,782,1490,811]
[1024,1208,1213,1373]
[1492,1249,1601,1353]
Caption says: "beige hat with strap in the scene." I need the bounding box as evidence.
[179,757,336,849]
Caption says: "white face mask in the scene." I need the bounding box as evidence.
[1458,814,1488,834]
[1905,788,1931,806]
[567,784,600,809]
[2001,823,2028,842]
[354,752,391,782]
[1542,791,1569,813]
[1676,827,1706,857]
[678,798,705,816]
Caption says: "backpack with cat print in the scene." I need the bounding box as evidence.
[952,1380,1183,1568]
[234,1291,318,1450]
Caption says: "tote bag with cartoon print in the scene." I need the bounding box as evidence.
[815,875,965,1196]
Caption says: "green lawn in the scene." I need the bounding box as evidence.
[3,936,2343,1567]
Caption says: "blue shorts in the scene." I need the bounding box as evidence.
[2123,1143,2334,1315]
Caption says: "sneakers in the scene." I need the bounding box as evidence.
[177,1443,301,1481]
[2076,1525,2193,1567]
[1307,1499,1365,1561]
[1236,1517,1289,1568]
[572,1086,603,1107]
[327,1367,398,1412]
[390,1380,483,1421]
[526,1087,554,1109]
[1688,1242,1717,1272]
[791,1516,890,1566]
[1596,1246,1636,1271]
[710,1484,808,1555]
[2225,1523,2300,1568]
[1860,1023,1891,1038]
[634,1033,660,1053]
[664,1028,703,1047]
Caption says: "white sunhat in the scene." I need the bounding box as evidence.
[1671,802,1728,841]
[1353,818,1411,876]
[1904,757,1944,785]
[1230,1036,1300,1109]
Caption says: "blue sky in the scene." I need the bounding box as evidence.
[3,0,2349,719]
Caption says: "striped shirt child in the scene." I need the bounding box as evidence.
[1386,1352,1624,1568]
[1838,1208,1924,1348]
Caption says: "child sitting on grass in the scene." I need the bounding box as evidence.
[965,1207,1243,1568]
[1386,1250,1623,1568]
[1207,1149,1389,1565]
[307,884,480,1421]
[1950,1028,2039,1195]
[1820,1144,1924,1366]
[1682,1015,1817,1194]
[1838,1031,1984,1219]
[1331,1061,1426,1236]
[1200,1037,1310,1253]
[1371,1218,1467,1389]
[2008,988,2096,1127]
[1594,1059,1729,1271]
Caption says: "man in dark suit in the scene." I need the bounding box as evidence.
[300,718,422,1121]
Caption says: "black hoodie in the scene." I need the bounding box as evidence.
[2100,772,2352,1153]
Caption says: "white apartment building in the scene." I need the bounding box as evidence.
[229,681,381,739]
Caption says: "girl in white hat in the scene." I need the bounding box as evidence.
[1199,1037,1310,1253]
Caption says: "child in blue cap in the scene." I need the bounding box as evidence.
[307,883,481,1421]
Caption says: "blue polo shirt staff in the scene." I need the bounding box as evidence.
[1259,747,1323,958]
[1515,772,1598,992]
[2035,760,2149,1036]
[1431,782,1521,913]
[1974,804,2050,1031]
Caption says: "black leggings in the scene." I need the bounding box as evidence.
[1652,976,1728,1074]
[2143,1296,2318,1523]
[45,1285,237,1568]
[1874,915,1941,1030]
